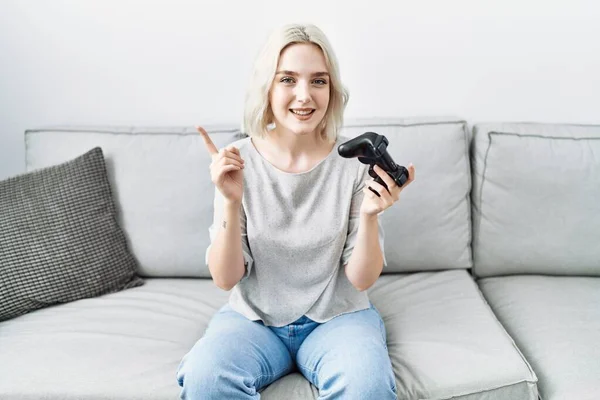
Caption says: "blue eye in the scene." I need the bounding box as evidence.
[313,79,327,85]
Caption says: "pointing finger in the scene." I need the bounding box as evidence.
[196,126,218,155]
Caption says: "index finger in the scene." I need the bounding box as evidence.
[196,126,218,155]
[374,164,395,188]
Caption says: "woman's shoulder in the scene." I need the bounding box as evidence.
[225,136,253,154]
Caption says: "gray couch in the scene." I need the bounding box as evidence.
[0,118,598,400]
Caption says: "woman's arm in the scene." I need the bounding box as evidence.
[207,200,247,291]
[345,163,415,291]
[344,213,384,291]
[197,126,248,291]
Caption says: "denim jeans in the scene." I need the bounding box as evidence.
[176,302,397,399]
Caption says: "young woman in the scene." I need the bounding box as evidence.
[177,23,415,399]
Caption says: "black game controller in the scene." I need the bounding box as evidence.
[338,132,409,197]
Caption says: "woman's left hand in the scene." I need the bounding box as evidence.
[360,163,416,216]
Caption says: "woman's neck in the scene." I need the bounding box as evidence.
[252,129,336,173]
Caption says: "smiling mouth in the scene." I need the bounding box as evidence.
[290,109,315,116]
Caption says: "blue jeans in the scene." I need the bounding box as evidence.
[176,302,397,399]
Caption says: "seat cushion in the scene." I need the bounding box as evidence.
[478,275,600,400]
[0,278,229,400]
[0,272,538,400]
[264,270,539,400]
[367,270,538,400]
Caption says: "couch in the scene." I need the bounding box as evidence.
[0,117,598,400]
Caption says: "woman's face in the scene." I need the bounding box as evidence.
[269,43,330,138]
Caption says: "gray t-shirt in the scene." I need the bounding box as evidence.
[207,135,386,327]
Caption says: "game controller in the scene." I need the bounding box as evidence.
[338,132,409,197]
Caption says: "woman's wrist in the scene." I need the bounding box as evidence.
[224,199,242,210]
[359,211,379,221]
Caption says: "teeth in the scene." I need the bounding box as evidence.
[291,109,313,115]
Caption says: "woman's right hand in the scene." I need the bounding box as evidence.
[197,126,244,204]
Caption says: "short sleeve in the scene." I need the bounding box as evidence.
[340,164,387,267]
[206,189,254,281]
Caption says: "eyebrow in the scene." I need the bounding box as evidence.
[276,70,329,77]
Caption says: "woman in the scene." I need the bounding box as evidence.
[177,23,415,399]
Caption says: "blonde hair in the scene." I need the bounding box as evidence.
[243,24,349,141]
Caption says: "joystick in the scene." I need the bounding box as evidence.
[338,132,409,197]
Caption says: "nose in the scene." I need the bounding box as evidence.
[294,81,311,104]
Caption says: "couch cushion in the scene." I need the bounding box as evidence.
[368,270,538,400]
[263,272,540,400]
[0,278,230,400]
[471,122,600,278]
[25,118,473,278]
[25,125,244,278]
[0,146,143,322]
[478,275,600,400]
[0,272,538,400]
[341,117,472,272]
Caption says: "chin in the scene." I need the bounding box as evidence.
[286,119,324,136]
[272,112,326,137]
[290,127,317,135]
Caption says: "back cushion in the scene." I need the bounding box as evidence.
[341,118,472,272]
[471,123,600,278]
[25,118,472,277]
[25,126,243,278]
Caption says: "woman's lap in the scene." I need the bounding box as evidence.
[177,302,397,399]
[176,304,295,399]
[295,303,397,398]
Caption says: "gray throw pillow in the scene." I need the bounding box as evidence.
[0,147,143,322]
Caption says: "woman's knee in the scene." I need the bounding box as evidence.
[342,363,397,399]
[177,337,257,399]
[318,346,397,399]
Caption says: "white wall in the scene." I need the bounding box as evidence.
[1,0,599,180]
